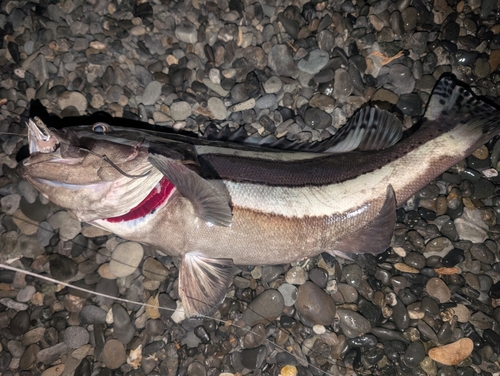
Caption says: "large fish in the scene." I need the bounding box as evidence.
[16,76,500,317]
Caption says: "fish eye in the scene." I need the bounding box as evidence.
[92,123,109,134]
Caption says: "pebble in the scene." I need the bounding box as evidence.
[64,327,89,348]
[285,266,307,285]
[295,281,336,326]
[297,49,329,74]
[109,241,144,278]
[101,339,126,369]
[428,338,474,365]
[278,283,298,306]
[57,91,88,114]
[142,257,169,281]
[170,101,192,120]
[336,308,372,338]
[207,97,227,120]
[142,81,162,106]
[242,290,284,326]
[426,277,451,303]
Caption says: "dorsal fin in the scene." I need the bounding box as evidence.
[201,107,403,153]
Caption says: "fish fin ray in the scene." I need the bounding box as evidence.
[179,253,234,317]
[323,107,403,153]
[201,107,402,153]
[148,153,232,226]
[331,185,396,255]
[425,74,500,143]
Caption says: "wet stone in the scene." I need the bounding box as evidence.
[342,263,362,287]
[242,289,284,326]
[396,93,423,116]
[426,277,451,303]
[241,345,267,369]
[428,338,474,366]
[309,267,328,288]
[295,281,336,326]
[285,266,307,285]
[278,283,298,306]
[404,340,425,366]
[337,308,371,338]
[304,107,332,129]
[333,68,353,101]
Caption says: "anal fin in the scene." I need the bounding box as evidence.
[179,253,234,317]
[331,185,396,256]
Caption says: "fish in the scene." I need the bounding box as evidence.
[16,75,500,317]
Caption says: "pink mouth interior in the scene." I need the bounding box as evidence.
[104,177,174,223]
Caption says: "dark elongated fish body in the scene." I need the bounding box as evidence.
[16,76,500,316]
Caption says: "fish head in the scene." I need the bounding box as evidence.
[17,117,165,221]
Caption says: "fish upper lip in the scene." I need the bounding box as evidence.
[27,117,60,154]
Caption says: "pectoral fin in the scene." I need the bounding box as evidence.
[179,253,234,317]
[148,153,232,226]
[331,185,396,255]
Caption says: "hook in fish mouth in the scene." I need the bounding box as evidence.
[27,117,60,154]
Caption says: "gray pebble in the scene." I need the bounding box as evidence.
[268,44,298,77]
[337,308,372,338]
[242,289,284,326]
[142,81,162,106]
[110,241,144,278]
[333,68,353,101]
[277,283,298,306]
[79,305,107,324]
[170,101,192,120]
[285,266,307,285]
[207,97,227,120]
[298,49,329,74]
[64,326,89,348]
[175,22,198,44]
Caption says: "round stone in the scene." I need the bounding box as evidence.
[426,277,451,303]
[336,308,371,338]
[101,339,126,369]
[109,242,144,278]
[242,290,284,326]
[170,101,192,120]
[63,327,89,348]
[295,281,336,326]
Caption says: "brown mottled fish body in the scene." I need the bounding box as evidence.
[16,76,500,315]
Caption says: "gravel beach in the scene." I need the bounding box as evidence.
[1,0,500,375]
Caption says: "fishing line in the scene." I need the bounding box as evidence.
[77,148,152,179]
[0,214,340,375]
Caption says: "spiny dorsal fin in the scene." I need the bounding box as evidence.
[322,107,403,153]
[148,153,232,227]
[425,75,498,121]
[201,107,403,153]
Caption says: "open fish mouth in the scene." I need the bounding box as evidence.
[27,117,60,154]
